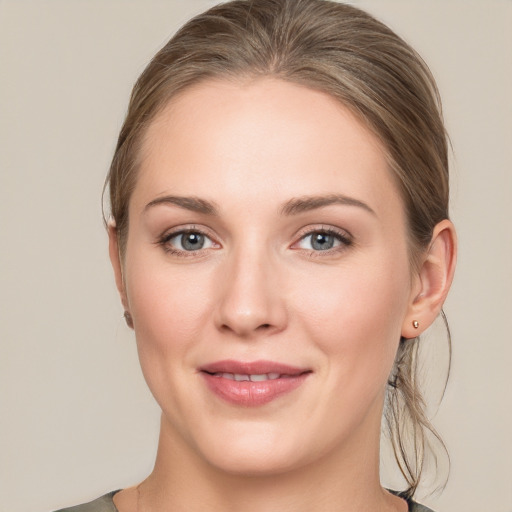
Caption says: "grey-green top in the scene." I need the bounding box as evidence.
[53,491,119,512]
[53,490,435,511]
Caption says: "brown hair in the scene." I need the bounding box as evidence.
[106,0,450,498]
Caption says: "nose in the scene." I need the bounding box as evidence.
[214,247,287,339]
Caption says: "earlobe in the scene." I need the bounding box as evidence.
[108,222,130,314]
[402,219,457,339]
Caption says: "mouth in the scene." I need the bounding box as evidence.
[206,372,289,381]
[199,360,312,407]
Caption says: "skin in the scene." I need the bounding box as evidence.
[109,78,456,512]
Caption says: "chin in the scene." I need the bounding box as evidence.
[192,423,312,477]
[206,448,304,478]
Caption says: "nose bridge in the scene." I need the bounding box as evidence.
[215,237,286,337]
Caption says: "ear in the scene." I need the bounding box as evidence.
[108,221,130,314]
[402,219,457,339]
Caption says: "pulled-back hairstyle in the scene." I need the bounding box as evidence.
[106,0,450,498]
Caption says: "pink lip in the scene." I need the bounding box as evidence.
[199,359,311,407]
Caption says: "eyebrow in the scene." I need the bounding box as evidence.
[281,194,376,216]
[144,195,219,215]
[144,193,376,217]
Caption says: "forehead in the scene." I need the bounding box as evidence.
[133,78,402,218]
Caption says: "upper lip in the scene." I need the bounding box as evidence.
[199,359,310,376]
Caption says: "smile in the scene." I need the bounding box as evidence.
[210,372,284,381]
[199,360,311,407]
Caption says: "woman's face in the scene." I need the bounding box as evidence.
[117,78,420,475]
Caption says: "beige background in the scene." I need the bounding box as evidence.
[1,1,511,511]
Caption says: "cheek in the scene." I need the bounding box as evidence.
[293,254,410,380]
[123,252,219,426]
[123,247,215,372]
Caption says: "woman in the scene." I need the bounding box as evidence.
[57,0,456,510]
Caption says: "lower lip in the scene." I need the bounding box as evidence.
[201,373,310,406]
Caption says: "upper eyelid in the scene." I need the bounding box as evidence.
[159,224,217,241]
[294,225,353,241]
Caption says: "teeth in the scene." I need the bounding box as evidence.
[250,374,268,382]
[214,372,283,381]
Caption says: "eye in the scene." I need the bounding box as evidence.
[295,228,352,252]
[170,231,210,251]
[158,228,217,255]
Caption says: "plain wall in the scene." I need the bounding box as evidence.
[1,1,511,511]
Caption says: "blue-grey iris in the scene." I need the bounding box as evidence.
[311,233,335,250]
[181,232,205,250]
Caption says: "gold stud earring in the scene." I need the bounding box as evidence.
[412,320,419,329]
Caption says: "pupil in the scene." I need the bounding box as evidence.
[312,233,334,250]
[182,232,204,251]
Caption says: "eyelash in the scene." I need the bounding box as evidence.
[156,225,353,259]
[156,226,218,258]
[292,226,353,258]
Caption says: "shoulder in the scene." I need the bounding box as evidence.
[52,491,120,512]
[388,490,436,512]
[53,489,436,512]
[409,499,436,512]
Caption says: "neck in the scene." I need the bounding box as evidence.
[137,412,405,512]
